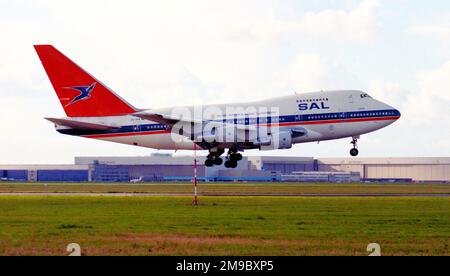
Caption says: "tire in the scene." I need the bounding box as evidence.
[214,157,223,166]
[230,153,242,162]
[205,159,214,167]
[234,153,242,161]
[224,160,232,168]
[229,155,237,162]
[350,148,359,157]
[230,160,238,168]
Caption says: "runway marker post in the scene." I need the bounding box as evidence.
[193,143,199,206]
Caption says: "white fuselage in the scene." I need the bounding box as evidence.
[56,90,400,151]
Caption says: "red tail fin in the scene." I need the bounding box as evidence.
[34,45,137,117]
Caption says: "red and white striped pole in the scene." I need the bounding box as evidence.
[193,142,199,206]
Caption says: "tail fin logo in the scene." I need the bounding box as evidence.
[64,82,96,107]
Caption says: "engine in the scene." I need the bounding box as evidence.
[257,131,293,150]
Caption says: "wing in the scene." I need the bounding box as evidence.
[133,110,257,146]
[133,111,312,150]
[133,110,256,131]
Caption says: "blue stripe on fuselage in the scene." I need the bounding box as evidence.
[57,109,400,136]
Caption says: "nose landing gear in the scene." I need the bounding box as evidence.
[350,136,359,157]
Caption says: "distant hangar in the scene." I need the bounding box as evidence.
[248,156,450,182]
[315,157,450,182]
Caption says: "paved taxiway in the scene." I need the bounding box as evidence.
[0,192,448,197]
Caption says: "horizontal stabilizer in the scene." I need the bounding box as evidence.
[45,117,120,130]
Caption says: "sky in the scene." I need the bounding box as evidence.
[1,0,450,164]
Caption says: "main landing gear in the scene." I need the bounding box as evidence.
[204,148,242,169]
[350,136,359,157]
[204,149,225,167]
[204,157,223,167]
[224,149,242,169]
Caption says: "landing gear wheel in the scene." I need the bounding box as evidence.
[234,153,242,161]
[349,137,359,157]
[224,160,238,168]
[214,157,223,166]
[205,159,214,167]
[225,148,242,168]
[206,148,225,167]
[229,152,243,162]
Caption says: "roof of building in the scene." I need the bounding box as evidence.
[75,156,207,165]
[317,157,450,165]
[247,156,315,164]
[0,164,89,170]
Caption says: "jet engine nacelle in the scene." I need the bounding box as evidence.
[259,131,293,151]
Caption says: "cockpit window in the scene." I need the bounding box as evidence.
[360,93,372,99]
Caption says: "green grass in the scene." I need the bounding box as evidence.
[1,182,450,195]
[0,195,449,255]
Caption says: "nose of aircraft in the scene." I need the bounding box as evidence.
[377,99,401,121]
[387,104,401,121]
[395,108,401,120]
[389,104,401,120]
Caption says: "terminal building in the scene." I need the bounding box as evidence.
[1,155,449,183]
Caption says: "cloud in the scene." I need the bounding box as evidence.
[3,0,450,162]
[246,0,380,42]
[371,61,450,127]
[358,61,450,156]
[416,61,450,102]
[408,19,450,44]
[402,61,450,124]
[0,0,293,163]
[368,81,410,110]
[276,53,362,92]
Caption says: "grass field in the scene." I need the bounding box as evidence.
[1,182,450,195]
[0,183,449,256]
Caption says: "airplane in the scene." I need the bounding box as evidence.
[34,45,401,169]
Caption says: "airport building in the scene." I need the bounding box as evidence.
[0,165,89,182]
[316,157,450,182]
[0,155,449,183]
[249,156,450,182]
